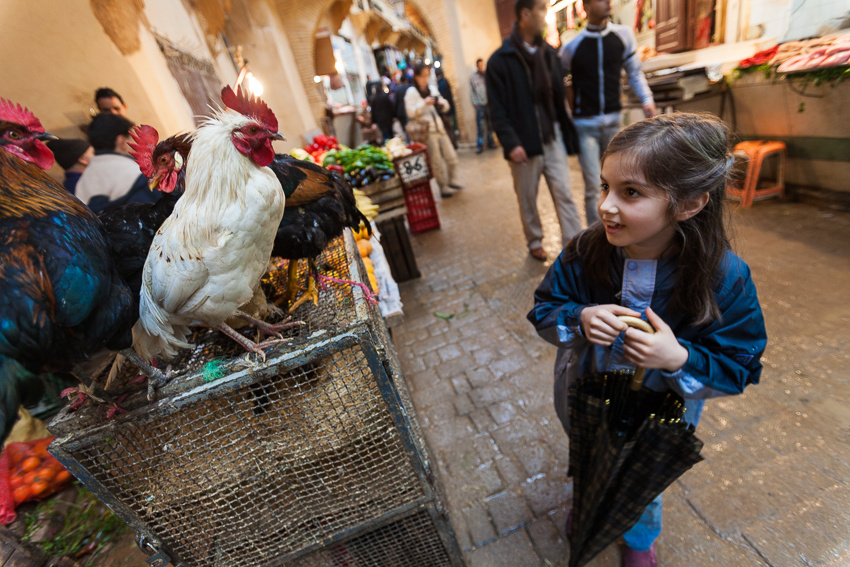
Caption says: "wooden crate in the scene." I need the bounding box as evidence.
[376,209,421,283]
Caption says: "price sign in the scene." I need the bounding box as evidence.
[396,153,429,184]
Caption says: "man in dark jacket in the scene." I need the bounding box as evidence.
[392,73,413,136]
[368,80,396,141]
[487,0,582,262]
[436,68,458,148]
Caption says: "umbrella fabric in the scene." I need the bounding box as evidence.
[567,372,704,567]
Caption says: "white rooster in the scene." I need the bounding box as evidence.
[132,86,298,364]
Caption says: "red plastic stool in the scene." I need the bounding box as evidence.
[727,141,786,207]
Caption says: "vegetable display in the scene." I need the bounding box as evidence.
[322,145,395,188]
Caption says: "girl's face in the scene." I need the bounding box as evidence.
[598,153,676,260]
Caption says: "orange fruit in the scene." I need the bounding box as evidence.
[12,485,30,506]
[20,457,40,473]
[55,470,73,485]
[34,468,56,482]
[8,473,25,490]
[30,481,50,498]
[23,471,39,485]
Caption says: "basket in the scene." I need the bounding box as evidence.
[47,231,463,567]
[393,143,440,235]
[402,182,441,234]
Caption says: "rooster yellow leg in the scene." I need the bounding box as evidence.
[287,258,320,313]
[275,259,302,306]
[235,311,305,336]
[217,323,288,362]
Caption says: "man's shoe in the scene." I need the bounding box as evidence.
[476,147,483,154]
[449,184,464,190]
[622,544,657,567]
[440,188,458,198]
[488,144,497,149]
[530,248,547,261]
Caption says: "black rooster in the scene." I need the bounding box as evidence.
[270,155,371,311]
[0,99,136,441]
[99,126,189,305]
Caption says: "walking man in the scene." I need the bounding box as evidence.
[487,0,582,262]
[560,0,656,225]
[470,58,496,153]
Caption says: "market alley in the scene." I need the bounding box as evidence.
[391,148,850,567]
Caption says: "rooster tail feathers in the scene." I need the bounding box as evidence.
[132,284,192,362]
[355,208,373,237]
[0,356,45,445]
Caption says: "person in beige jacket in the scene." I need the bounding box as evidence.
[405,63,462,198]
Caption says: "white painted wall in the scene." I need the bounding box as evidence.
[780,0,850,40]
[447,0,503,143]
[0,0,203,179]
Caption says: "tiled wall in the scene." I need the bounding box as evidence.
[750,0,850,41]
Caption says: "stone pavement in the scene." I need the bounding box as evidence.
[390,148,850,567]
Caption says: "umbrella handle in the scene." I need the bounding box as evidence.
[617,316,656,391]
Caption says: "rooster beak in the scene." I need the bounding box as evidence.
[269,131,285,142]
[37,132,59,142]
[148,173,162,190]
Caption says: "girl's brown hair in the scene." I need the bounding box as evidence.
[565,112,735,325]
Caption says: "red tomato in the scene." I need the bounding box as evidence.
[20,457,40,473]
[12,485,30,506]
[30,481,50,498]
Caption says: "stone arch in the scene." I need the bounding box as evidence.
[271,0,467,140]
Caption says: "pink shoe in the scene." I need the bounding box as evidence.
[622,544,657,567]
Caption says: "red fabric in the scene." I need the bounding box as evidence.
[738,46,779,68]
[0,449,14,525]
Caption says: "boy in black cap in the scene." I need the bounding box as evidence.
[45,138,94,195]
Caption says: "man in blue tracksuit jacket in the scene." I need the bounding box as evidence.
[561,0,657,226]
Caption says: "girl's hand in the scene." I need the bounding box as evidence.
[580,305,641,346]
[623,307,689,372]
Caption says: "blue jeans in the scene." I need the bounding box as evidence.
[476,106,495,150]
[574,113,622,226]
[623,494,663,552]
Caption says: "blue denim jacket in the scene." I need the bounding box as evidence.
[527,247,767,430]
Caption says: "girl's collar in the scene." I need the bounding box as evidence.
[617,244,679,262]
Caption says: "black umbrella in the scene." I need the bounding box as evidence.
[567,317,704,567]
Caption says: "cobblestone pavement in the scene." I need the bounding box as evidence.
[391,148,850,567]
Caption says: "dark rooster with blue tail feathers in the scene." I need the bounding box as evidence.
[0,98,138,442]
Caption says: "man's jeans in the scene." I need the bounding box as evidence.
[508,124,582,250]
[476,106,495,151]
[575,113,622,225]
[623,494,662,552]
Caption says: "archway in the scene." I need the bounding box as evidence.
[272,0,468,141]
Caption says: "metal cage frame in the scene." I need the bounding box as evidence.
[48,232,464,567]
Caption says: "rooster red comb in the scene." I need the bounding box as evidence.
[0,98,45,132]
[221,85,278,133]
[128,125,159,178]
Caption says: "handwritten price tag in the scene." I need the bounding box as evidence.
[396,153,429,184]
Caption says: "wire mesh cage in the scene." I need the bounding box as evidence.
[47,231,463,567]
[285,507,455,567]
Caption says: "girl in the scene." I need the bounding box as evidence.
[527,113,767,567]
